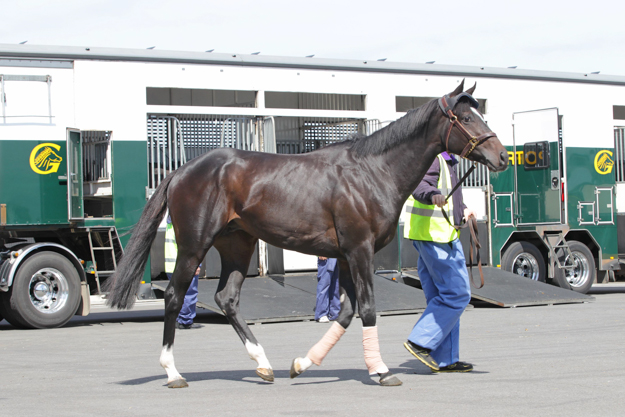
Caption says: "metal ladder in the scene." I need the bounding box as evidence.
[87,227,122,294]
[542,231,576,270]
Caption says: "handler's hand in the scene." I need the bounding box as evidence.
[318,257,328,261]
[431,194,446,208]
[463,207,478,222]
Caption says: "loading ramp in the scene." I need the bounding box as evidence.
[402,266,594,307]
[152,272,427,324]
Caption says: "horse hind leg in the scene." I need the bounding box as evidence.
[160,345,188,388]
[213,232,274,382]
[160,249,204,388]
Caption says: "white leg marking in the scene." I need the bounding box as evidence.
[297,356,314,372]
[160,346,184,383]
[245,340,272,369]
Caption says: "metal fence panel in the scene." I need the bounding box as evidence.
[457,157,489,188]
[147,114,260,189]
[147,116,185,189]
[82,130,111,182]
[275,117,368,154]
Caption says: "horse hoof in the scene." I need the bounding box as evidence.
[290,358,303,379]
[379,373,403,387]
[167,378,189,389]
[256,368,274,382]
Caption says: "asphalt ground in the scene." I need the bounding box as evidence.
[1,284,625,417]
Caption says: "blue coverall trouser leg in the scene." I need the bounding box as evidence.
[166,273,199,325]
[408,239,471,368]
[315,258,341,321]
[177,273,199,325]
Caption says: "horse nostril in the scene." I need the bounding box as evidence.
[499,151,508,164]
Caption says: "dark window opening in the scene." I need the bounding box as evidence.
[147,88,257,108]
[265,92,365,111]
[613,105,625,120]
[523,141,550,170]
[396,96,487,113]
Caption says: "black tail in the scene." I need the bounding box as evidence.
[105,173,176,309]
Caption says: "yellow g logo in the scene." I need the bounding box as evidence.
[594,150,614,175]
[29,143,63,175]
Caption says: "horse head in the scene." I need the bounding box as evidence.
[438,81,508,172]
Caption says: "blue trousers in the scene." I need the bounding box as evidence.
[166,273,199,325]
[315,258,341,321]
[408,239,471,367]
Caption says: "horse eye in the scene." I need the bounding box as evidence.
[463,116,471,123]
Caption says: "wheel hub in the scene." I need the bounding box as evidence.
[564,253,590,288]
[33,281,52,301]
[511,253,540,281]
[28,268,69,314]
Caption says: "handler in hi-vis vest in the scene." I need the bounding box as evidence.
[165,216,202,329]
[402,152,476,373]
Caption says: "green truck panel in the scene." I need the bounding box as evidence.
[111,140,150,283]
[565,147,618,258]
[490,145,618,267]
[0,140,69,225]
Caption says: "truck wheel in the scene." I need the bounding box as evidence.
[0,252,81,329]
[501,242,546,282]
[554,241,595,294]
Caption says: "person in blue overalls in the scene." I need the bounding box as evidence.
[315,257,341,323]
[402,152,476,372]
[165,215,202,329]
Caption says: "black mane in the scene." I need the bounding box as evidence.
[349,98,440,158]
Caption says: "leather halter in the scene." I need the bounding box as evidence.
[438,94,498,158]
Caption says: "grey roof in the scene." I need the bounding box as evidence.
[1,43,624,86]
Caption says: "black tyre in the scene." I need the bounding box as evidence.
[0,252,81,329]
[554,241,595,294]
[501,241,547,282]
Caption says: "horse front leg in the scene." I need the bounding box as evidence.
[350,248,402,387]
[160,257,198,388]
[290,259,356,378]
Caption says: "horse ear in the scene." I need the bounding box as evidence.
[450,79,465,97]
[465,82,477,96]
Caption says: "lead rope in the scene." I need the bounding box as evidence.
[439,163,485,289]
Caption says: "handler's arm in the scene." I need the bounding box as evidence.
[412,158,442,206]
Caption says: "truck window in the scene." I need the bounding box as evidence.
[523,141,550,170]
[0,74,52,124]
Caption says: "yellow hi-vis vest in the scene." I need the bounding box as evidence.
[402,154,460,243]
[164,222,177,273]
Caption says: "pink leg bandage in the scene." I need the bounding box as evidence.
[363,326,389,375]
[307,322,346,366]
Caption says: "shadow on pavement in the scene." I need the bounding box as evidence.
[119,368,380,387]
[117,360,485,388]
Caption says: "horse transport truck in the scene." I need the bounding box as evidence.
[1,44,624,328]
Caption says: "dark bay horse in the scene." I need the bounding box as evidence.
[106,81,508,388]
